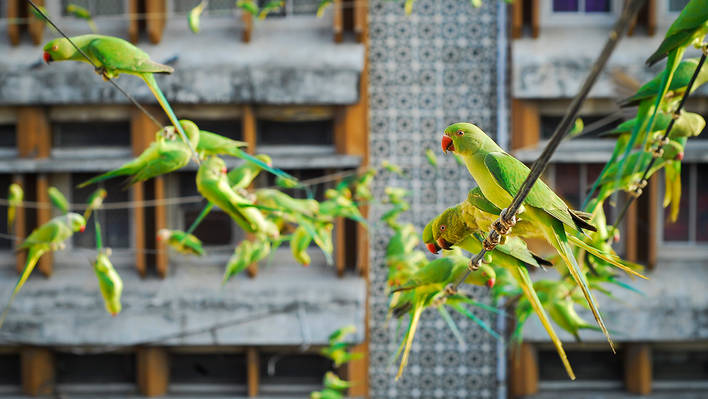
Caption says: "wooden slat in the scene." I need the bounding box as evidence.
[333,0,343,43]
[625,198,638,263]
[17,107,50,158]
[646,0,656,36]
[242,105,256,154]
[247,347,259,397]
[353,0,366,43]
[8,0,21,46]
[509,343,538,397]
[625,343,652,395]
[27,0,44,45]
[241,12,253,43]
[131,111,156,276]
[36,174,52,277]
[13,175,26,274]
[511,99,540,150]
[154,177,168,278]
[128,0,140,43]
[335,218,346,277]
[347,342,368,397]
[530,0,540,38]
[511,0,523,39]
[136,347,169,397]
[145,0,166,44]
[21,347,54,396]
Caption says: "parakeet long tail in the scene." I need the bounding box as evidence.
[141,73,201,163]
[448,302,500,340]
[513,264,575,380]
[567,236,647,280]
[436,306,466,347]
[226,146,299,183]
[0,246,46,328]
[395,299,424,380]
[78,167,133,188]
[546,221,615,353]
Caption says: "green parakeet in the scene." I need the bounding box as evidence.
[83,188,107,221]
[323,371,352,391]
[48,186,69,215]
[0,213,86,327]
[327,324,356,344]
[291,225,313,266]
[197,156,278,237]
[316,0,333,17]
[79,121,199,187]
[157,229,204,256]
[320,342,361,367]
[228,154,271,188]
[66,3,98,33]
[310,389,343,399]
[187,0,207,33]
[223,240,254,282]
[92,248,123,316]
[381,160,405,177]
[392,255,496,292]
[425,149,438,167]
[236,0,259,15]
[7,183,23,233]
[320,188,366,224]
[42,34,200,162]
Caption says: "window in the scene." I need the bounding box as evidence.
[668,0,690,12]
[170,353,247,394]
[0,354,20,389]
[538,348,624,383]
[0,124,16,148]
[259,352,332,396]
[653,349,708,383]
[71,174,131,249]
[56,353,135,384]
[540,114,621,140]
[194,119,243,142]
[52,122,131,149]
[661,163,708,244]
[552,0,611,12]
[257,119,334,147]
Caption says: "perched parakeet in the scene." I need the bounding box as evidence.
[66,3,98,33]
[197,156,277,237]
[92,248,123,316]
[0,213,86,327]
[320,341,361,367]
[157,229,204,256]
[442,122,615,354]
[228,154,272,188]
[42,34,200,162]
[48,187,69,215]
[187,0,207,33]
[392,255,496,292]
[83,188,107,221]
[7,183,23,233]
[79,121,199,187]
[223,240,254,283]
[236,0,259,15]
[320,188,365,224]
[290,226,312,266]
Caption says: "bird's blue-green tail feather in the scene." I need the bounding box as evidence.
[436,305,466,347]
[448,303,500,340]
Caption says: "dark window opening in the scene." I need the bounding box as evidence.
[538,349,624,381]
[257,120,334,146]
[654,349,708,381]
[55,353,135,384]
[259,352,332,395]
[541,115,620,140]
[0,125,16,148]
[170,353,247,384]
[194,119,243,142]
[53,122,130,148]
[0,354,20,386]
[72,173,131,248]
[0,175,14,249]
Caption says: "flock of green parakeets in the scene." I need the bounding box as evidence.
[2,0,706,387]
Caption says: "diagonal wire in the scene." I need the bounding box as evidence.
[26,0,164,130]
[448,0,647,293]
[607,49,707,239]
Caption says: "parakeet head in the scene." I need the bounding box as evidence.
[442,122,492,156]
[255,154,273,167]
[478,264,496,288]
[178,120,200,149]
[66,213,86,232]
[43,38,76,63]
[202,156,228,178]
[432,206,469,250]
[156,228,171,242]
[422,220,440,254]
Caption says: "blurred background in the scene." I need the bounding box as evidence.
[0,0,706,398]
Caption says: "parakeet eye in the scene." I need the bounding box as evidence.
[439,225,446,231]
[52,45,59,51]
[481,272,487,277]
[456,130,464,136]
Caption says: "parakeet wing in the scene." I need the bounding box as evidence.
[86,37,173,74]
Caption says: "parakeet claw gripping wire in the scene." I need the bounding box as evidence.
[447,0,647,295]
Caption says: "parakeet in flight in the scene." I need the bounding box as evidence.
[157,229,204,256]
[0,213,86,328]
[48,186,69,215]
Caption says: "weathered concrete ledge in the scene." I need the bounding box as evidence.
[0,26,364,105]
[0,249,366,346]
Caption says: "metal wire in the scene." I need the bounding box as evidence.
[448,0,647,293]
[608,50,708,238]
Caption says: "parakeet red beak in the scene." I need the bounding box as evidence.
[436,237,452,250]
[80,225,86,232]
[156,235,162,242]
[676,152,684,161]
[43,52,52,63]
[221,166,227,174]
[441,135,454,153]
[486,278,496,288]
[426,243,440,254]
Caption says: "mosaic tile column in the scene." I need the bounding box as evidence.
[367,0,504,397]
